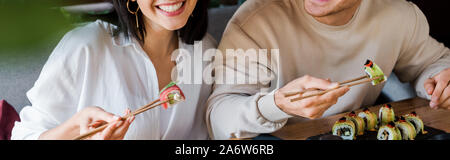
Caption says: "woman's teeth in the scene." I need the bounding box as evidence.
[158,2,183,12]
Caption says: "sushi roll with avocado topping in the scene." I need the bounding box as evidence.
[332,117,356,140]
[379,104,395,126]
[377,122,402,140]
[364,59,387,85]
[404,112,427,135]
[345,111,365,135]
[358,108,378,131]
[395,116,417,140]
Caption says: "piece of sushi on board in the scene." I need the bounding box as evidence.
[345,111,365,135]
[364,59,387,85]
[395,116,417,140]
[332,117,356,140]
[358,107,378,131]
[404,111,428,135]
[377,122,402,140]
[379,104,395,126]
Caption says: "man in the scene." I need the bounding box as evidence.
[206,0,450,139]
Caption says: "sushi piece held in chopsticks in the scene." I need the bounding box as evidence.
[379,104,395,126]
[377,122,402,140]
[404,111,427,135]
[345,111,365,136]
[364,59,387,85]
[159,81,185,109]
[395,116,417,140]
[358,107,378,131]
[332,117,356,140]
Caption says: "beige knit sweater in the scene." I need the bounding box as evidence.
[206,0,450,139]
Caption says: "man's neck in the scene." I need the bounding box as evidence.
[311,0,362,26]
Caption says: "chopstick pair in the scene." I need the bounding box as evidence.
[72,99,169,140]
[285,75,381,102]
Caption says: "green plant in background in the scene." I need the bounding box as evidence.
[0,1,72,51]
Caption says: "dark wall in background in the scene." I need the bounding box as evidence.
[408,0,450,46]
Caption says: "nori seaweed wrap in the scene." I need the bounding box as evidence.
[395,116,417,140]
[358,108,378,131]
[379,104,395,126]
[377,122,402,140]
[404,112,427,135]
[332,117,356,140]
[345,111,365,135]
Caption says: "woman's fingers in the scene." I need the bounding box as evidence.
[111,116,135,139]
[79,118,90,134]
[100,120,121,140]
[93,108,120,123]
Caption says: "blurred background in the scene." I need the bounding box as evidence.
[0,0,449,112]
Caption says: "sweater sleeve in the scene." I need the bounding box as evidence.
[394,3,450,100]
[206,22,291,140]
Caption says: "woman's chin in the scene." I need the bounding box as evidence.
[160,21,189,31]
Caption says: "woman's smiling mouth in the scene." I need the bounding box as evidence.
[156,1,186,17]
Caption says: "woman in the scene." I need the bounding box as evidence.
[11,0,216,140]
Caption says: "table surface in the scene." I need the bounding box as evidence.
[271,97,450,140]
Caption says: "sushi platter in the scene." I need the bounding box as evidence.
[307,104,446,140]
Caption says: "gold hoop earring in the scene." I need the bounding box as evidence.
[127,0,140,29]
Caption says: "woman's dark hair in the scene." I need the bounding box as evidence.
[112,0,209,45]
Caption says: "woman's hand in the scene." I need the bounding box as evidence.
[274,75,349,119]
[39,107,134,140]
[424,68,450,109]
[82,108,135,140]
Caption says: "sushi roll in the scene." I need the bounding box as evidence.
[345,111,365,135]
[404,112,427,135]
[377,122,402,140]
[395,116,417,140]
[379,104,395,126]
[332,117,356,140]
[364,59,387,85]
[358,107,378,131]
[159,81,185,109]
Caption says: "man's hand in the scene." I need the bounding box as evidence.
[274,75,350,119]
[424,68,450,109]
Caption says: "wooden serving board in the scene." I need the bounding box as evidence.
[271,98,450,140]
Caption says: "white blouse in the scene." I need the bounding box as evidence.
[11,20,217,140]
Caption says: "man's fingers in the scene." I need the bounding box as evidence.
[423,78,436,95]
[320,86,350,102]
[431,81,447,105]
[294,86,348,108]
[442,98,450,110]
[302,75,339,90]
[438,86,450,105]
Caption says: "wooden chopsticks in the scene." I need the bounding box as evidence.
[285,75,381,102]
[284,75,368,97]
[73,99,169,140]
